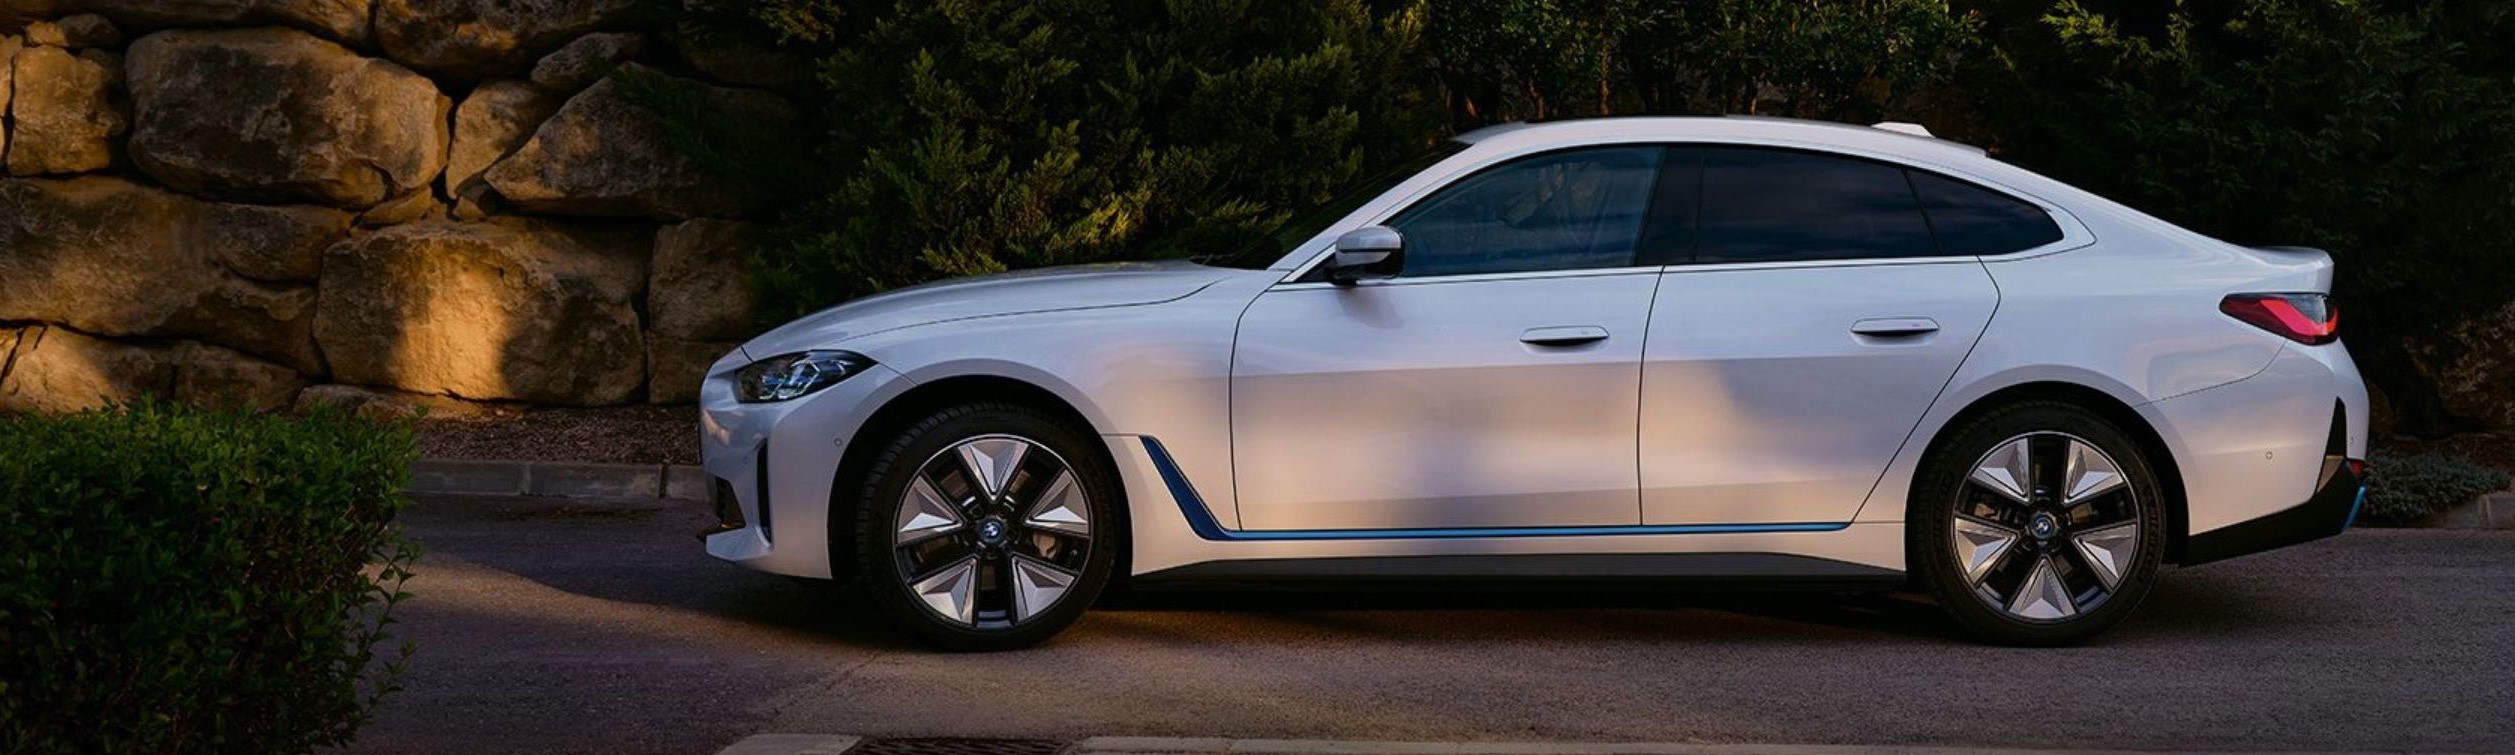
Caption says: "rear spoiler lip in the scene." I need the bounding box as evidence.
[2248,245,2331,256]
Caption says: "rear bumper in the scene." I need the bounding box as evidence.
[2182,455,2367,566]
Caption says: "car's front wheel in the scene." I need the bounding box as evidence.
[1911,401,2166,646]
[851,402,1119,651]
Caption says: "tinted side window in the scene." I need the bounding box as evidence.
[1696,147,1936,263]
[1389,146,1661,277]
[1909,170,2064,254]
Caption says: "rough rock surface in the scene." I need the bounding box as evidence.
[125,27,449,207]
[485,66,794,220]
[0,36,18,160]
[295,383,493,420]
[648,218,758,341]
[0,325,304,412]
[36,0,374,44]
[24,13,119,47]
[201,201,354,282]
[356,187,447,226]
[374,0,638,79]
[313,220,649,405]
[6,45,125,175]
[0,177,328,371]
[644,334,733,404]
[530,31,641,93]
[446,79,558,204]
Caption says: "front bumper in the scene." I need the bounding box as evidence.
[2182,454,2368,566]
[697,359,912,578]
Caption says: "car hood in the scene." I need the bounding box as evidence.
[741,260,1238,358]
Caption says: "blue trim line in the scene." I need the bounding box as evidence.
[1138,437,1850,542]
[2342,483,2369,531]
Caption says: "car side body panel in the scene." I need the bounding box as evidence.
[700,116,2365,589]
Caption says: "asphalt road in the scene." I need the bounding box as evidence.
[349,494,2515,755]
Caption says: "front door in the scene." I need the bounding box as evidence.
[1230,145,1669,532]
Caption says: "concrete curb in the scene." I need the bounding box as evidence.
[409,458,709,502]
[1069,737,2457,755]
[712,735,860,755]
[2414,492,2515,530]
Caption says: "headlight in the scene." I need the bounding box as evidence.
[734,350,875,403]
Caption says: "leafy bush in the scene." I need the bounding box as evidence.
[0,403,419,754]
[2361,450,2508,526]
[747,0,1444,320]
[1968,0,2515,430]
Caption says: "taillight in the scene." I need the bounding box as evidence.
[2221,293,2338,345]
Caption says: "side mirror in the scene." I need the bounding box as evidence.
[1325,226,1403,285]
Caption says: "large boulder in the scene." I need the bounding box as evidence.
[648,218,758,341]
[5,45,126,175]
[530,31,641,93]
[0,177,337,371]
[313,220,649,405]
[24,13,120,48]
[201,201,355,282]
[445,79,558,215]
[294,383,494,420]
[30,1,374,45]
[644,333,734,404]
[124,27,449,208]
[484,65,795,220]
[374,0,638,79]
[0,325,304,413]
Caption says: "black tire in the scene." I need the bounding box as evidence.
[1909,401,2167,646]
[848,402,1122,651]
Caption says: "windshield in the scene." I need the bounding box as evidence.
[1196,142,1468,269]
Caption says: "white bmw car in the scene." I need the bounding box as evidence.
[697,117,2368,650]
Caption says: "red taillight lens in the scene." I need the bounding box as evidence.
[2220,293,2338,345]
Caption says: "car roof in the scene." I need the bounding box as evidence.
[1451,116,1989,163]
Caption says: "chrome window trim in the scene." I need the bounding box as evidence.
[1273,133,2097,285]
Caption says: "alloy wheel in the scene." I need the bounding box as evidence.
[1950,432,2143,622]
[892,434,1094,630]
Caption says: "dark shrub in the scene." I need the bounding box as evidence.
[746,0,1444,320]
[2362,450,2508,526]
[1968,0,2515,431]
[0,403,419,754]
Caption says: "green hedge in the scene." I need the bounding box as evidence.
[0,403,419,754]
[2362,450,2508,526]
[700,0,2515,433]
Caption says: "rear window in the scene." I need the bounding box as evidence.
[1910,170,2065,255]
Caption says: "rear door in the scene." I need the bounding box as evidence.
[1638,146,2046,525]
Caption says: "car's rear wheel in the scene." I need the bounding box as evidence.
[851,403,1118,651]
[1911,402,2165,646]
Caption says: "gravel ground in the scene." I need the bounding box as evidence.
[416,405,699,465]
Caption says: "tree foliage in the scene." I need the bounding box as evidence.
[1973,0,2515,429]
[723,0,2515,432]
[750,0,1442,318]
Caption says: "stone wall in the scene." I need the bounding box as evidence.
[0,1,789,413]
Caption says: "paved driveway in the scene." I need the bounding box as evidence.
[349,495,2515,755]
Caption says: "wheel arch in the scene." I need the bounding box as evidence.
[824,373,1124,582]
[1911,381,2192,563]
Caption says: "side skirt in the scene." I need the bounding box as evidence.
[1131,552,1905,592]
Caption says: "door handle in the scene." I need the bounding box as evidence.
[1851,318,1940,338]
[1521,326,1610,346]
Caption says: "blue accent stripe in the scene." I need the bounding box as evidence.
[1138,437,1849,542]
